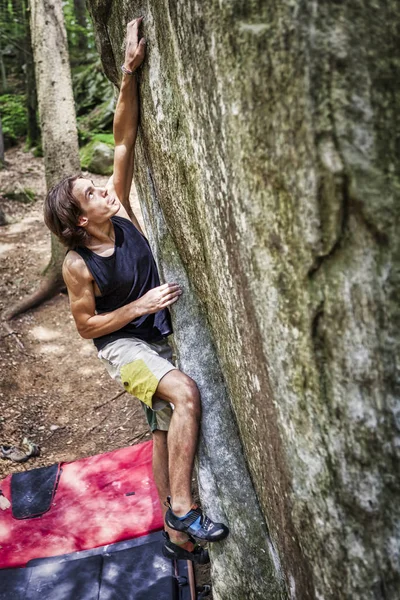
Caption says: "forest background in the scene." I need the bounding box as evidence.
[0,0,157,492]
[0,0,115,175]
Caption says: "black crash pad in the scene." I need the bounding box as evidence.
[11,463,61,519]
[0,532,193,600]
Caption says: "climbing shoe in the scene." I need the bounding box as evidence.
[161,532,210,564]
[164,498,229,542]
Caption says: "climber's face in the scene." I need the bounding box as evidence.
[72,177,120,226]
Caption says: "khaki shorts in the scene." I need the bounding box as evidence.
[98,337,176,432]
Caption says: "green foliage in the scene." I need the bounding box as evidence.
[1,187,36,203]
[0,1,26,93]
[0,1,113,151]
[0,93,27,147]
[77,98,115,145]
[77,126,91,146]
[23,187,35,202]
[32,144,43,157]
[79,139,95,169]
[78,128,115,148]
[25,137,42,156]
[62,0,96,64]
[92,133,114,145]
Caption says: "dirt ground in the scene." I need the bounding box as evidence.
[0,145,210,595]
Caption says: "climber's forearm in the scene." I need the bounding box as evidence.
[113,17,145,149]
[112,18,145,205]
[113,74,139,149]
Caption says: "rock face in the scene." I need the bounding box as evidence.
[87,1,400,598]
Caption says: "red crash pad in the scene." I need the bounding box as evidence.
[0,441,164,569]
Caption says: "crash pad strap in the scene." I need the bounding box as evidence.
[11,463,61,519]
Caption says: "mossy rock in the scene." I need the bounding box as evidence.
[32,144,43,158]
[77,97,115,136]
[80,138,114,175]
[73,60,114,116]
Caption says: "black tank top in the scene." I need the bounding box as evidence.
[74,216,173,351]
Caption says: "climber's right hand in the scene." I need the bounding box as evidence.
[136,283,183,315]
[123,17,146,73]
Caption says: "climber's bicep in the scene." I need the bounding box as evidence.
[62,253,96,333]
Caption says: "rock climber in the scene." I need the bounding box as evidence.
[43,17,229,563]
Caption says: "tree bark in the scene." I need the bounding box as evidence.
[0,36,7,93]
[22,0,40,148]
[6,0,80,320]
[0,114,4,166]
[30,0,80,189]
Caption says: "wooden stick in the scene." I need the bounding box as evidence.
[127,431,150,444]
[2,322,25,350]
[91,391,126,412]
[86,411,112,434]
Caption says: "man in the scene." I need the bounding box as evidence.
[44,18,228,563]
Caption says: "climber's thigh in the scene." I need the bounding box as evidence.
[97,336,177,432]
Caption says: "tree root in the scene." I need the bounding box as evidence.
[1,322,26,349]
[3,277,65,321]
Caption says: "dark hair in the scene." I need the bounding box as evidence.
[44,174,90,249]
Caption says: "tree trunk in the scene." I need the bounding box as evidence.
[73,0,87,53]
[22,0,40,148]
[87,1,400,599]
[6,0,80,320]
[0,114,4,166]
[30,0,80,188]
[0,36,7,93]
